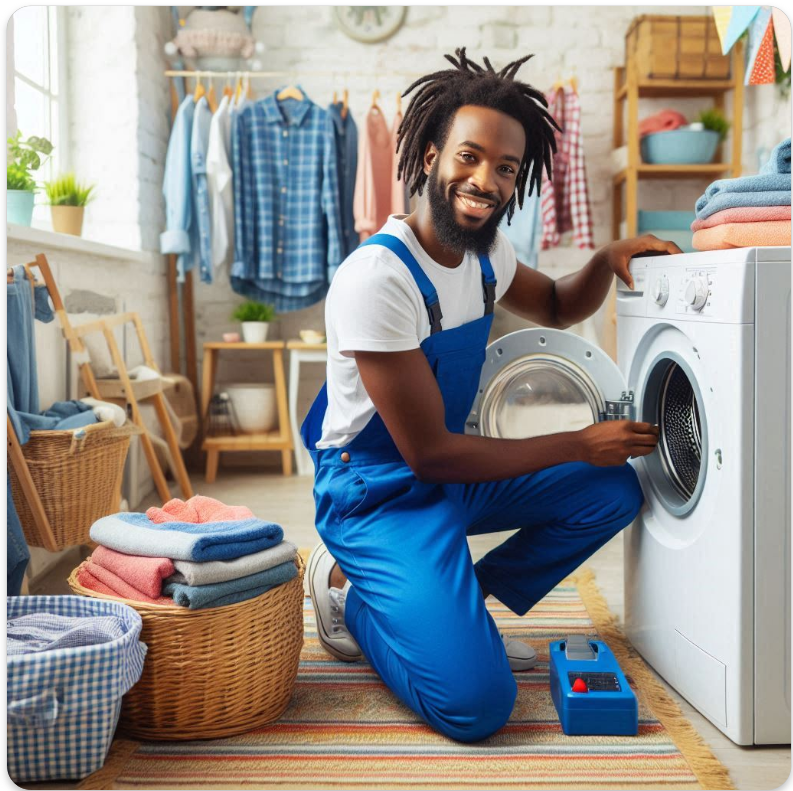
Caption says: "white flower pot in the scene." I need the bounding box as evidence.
[241,322,269,343]
[226,384,277,433]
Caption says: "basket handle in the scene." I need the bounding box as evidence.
[68,428,89,455]
[8,689,60,728]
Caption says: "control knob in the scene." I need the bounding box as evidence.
[652,275,669,306]
[684,277,709,311]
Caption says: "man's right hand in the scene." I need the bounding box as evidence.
[577,421,660,467]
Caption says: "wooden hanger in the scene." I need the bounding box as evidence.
[333,89,338,104]
[223,74,234,99]
[193,74,205,102]
[277,85,304,101]
[207,79,218,113]
[371,89,381,112]
[342,88,349,119]
[245,74,253,100]
[395,91,402,115]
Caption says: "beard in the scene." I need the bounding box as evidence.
[426,165,511,257]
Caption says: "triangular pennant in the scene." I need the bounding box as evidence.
[745,7,773,84]
[723,5,761,54]
[749,15,776,85]
[712,7,734,53]
[773,7,791,72]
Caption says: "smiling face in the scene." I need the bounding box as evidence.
[424,105,525,256]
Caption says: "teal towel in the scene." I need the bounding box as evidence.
[163,559,298,610]
[760,138,791,175]
[695,188,791,220]
[703,172,791,200]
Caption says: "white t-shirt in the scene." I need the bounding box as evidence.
[317,215,518,449]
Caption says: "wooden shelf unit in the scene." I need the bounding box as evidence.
[200,341,294,481]
[611,40,744,240]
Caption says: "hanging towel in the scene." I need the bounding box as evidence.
[692,220,792,250]
[79,558,173,605]
[146,495,254,524]
[691,204,791,231]
[540,84,594,250]
[694,188,791,220]
[168,539,298,586]
[353,105,393,241]
[90,512,284,562]
[91,546,175,599]
[7,612,127,655]
[163,559,298,610]
[760,138,791,175]
[638,110,688,138]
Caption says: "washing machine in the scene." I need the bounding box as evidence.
[465,246,790,745]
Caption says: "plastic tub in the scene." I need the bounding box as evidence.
[226,383,277,433]
[641,129,720,164]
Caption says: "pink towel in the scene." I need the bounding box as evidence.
[92,545,174,599]
[691,204,791,231]
[78,560,172,605]
[692,221,792,250]
[146,495,254,524]
[639,110,688,138]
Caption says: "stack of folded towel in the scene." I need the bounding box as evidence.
[692,138,791,251]
[77,495,298,610]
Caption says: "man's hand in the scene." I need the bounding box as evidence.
[598,234,684,291]
[577,421,660,466]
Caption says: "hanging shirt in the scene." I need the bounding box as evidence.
[328,101,360,258]
[500,180,542,269]
[353,106,393,241]
[207,93,235,270]
[230,87,343,312]
[161,95,197,281]
[540,85,594,250]
[390,110,408,215]
[191,96,213,283]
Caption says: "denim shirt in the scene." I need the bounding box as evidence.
[328,102,360,258]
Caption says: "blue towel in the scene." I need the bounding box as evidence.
[13,400,97,436]
[7,613,127,655]
[760,138,791,175]
[163,559,298,609]
[703,172,791,201]
[90,512,284,561]
[695,188,792,220]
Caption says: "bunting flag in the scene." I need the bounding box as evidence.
[746,7,774,84]
[772,7,791,72]
[722,5,761,54]
[748,13,777,84]
[712,7,734,53]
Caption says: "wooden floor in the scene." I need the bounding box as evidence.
[31,469,790,790]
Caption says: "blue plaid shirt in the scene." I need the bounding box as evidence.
[231,88,343,312]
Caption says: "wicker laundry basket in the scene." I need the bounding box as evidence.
[9,420,141,551]
[67,552,305,740]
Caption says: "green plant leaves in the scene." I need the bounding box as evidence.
[43,173,96,206]
[231,301,277,323]
[7,131,54,191]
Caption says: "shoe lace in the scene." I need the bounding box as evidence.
[328,587,348,634]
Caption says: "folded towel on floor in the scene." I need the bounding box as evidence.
[168,540,298,586]
[163,559,298,610]
[146,495,254,524]
[691,204,791,231]
[90,512,284,562]
[92,545,174,599]
[7,613,126,655]
[638,109,687,137]
[760,138,791,175]
[692,220,792,251]
[80,558,173,604]
[703,172,791,201]
[694,189,791,220]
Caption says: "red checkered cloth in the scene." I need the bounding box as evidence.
[540,85,595,250]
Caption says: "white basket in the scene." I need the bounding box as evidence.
[7,595,147,782]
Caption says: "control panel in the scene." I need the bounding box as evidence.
[675,268,716,316]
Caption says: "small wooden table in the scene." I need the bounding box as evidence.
[200,342,293,481]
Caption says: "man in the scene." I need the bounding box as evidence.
[301,49,677,743]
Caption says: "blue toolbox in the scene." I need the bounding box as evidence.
[549,635,638,736]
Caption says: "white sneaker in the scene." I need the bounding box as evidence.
[307,542,363,662]
[501,633,537,672]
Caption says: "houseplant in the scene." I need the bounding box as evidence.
[7,132,53,227]
[43,173,96,236]
[231,300,277,343]
[695,108,730,142]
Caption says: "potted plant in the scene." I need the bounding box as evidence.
[231,300,277,343]
[6,132,53,227]
[43,173,96,236]
[694,108,731,143]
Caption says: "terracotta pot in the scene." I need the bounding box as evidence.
[50,205,85,236]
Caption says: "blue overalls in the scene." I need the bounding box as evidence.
[301,233,644,743]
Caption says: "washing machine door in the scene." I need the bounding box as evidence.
[465,328,631,439]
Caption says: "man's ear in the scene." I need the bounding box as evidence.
[423,142,438,177]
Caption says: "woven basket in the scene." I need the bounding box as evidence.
[67,553,305,740]
[9,421,140,551]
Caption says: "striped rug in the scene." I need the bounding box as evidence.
[81,569,733,790]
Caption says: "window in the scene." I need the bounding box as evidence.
[12,6,68,227]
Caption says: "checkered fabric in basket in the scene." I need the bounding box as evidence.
[7,595,147,782]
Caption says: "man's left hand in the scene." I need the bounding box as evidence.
[599,235,684,290]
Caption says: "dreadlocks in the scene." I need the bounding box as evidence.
[396,48,561,223]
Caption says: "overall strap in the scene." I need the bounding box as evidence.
[477,254,497,316]
[360,234,443,334]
